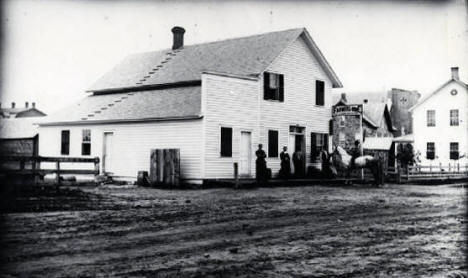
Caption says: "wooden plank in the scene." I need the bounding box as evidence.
[0,169,99,175]
[0,156,99,163]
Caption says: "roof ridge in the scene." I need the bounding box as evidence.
[127,28,304,57]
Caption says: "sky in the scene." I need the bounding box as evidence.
[1,0,467,114]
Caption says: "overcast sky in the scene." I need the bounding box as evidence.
[1,0,467,114]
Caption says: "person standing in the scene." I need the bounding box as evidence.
[279,146,291,179]
[293,147,304,177]
[255,144,267,182]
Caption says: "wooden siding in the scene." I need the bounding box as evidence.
[202,74,259,179]
[412,81,468,166]
[260,35,333,175]
[38,120,203,180]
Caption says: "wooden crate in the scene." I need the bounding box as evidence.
[150,149,180,187]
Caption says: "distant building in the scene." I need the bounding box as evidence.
[333,92,396,168]
[388,88,420,137]
[0,102,46,119]
[38,27,343,182]
[409,67,467,166]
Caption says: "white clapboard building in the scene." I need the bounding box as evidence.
[38,27,342,183]
[410,67,468,166]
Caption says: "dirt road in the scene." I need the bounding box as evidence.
[0,184,466,277]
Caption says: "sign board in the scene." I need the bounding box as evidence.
[332,104,363,116]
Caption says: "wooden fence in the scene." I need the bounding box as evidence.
[0,156,100,185]
[387,163,468,183]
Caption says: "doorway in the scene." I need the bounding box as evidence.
[103,132,114,174]
[289,126,306,176]
[240,131,252,176]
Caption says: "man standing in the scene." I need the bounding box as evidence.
[292,147,304,178]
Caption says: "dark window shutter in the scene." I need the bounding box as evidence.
[268,130,278,157]
[324,134,329,153]
[61,130,70,155]
[263,72,270,100]
[315,80,325,106]
[311,133,317,162]
[329,119,333,135]
[279,75,284,102]
[220,127,232,157]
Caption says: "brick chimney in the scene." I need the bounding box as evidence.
[11,102,15,108]
[171,26,185,50]
[25,101,29,108]
[32,102,36,108]
[451,67,459,80]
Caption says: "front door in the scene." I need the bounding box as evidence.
[103,132,114,174]
[240,131,252,176]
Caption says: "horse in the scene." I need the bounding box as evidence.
[331,145,383,185]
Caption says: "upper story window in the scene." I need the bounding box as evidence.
[263,72,284,102]
[450,142,459,160]
[450,109,459,126]
[220,127,232,157]
[426,142,435,160]
[82,129,91,155]
[61,130,70,155]
[315,80,325,106]
[427,110,435,127]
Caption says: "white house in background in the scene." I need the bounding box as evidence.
[410,67,468,166]
[38,27,342,183]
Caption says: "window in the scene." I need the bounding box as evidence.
[450,142,459,160]
[81,129,91,155]
[315,80,325,106]
[427,110,435,127]
[450,109,459,126]
[61,130,70,155]
[268,130,279,157]
[263,72,284,101]
[220,127,232,157]
[311,133,328,161]
[426,142,435,160]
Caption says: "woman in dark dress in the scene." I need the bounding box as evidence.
[255,144,267,181]
[279,146,291,179]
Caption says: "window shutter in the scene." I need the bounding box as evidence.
[329,119,333,135]
[311,133,317,162]
[324,134,329,152]
[279,74,284,102]
[268,130,278,157]
[263,72,270,100]
[220,127,232,157]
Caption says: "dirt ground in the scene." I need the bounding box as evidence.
[0,183,466,277]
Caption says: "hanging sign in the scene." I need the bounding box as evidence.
[332,104,363,116]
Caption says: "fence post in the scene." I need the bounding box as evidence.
[406,164,409,181]
[233,162,238,189]
[457,163,459,172]
[397,165,401,184]
[94,157,100,175]
[439,162,442,173]
[449,163,451,173]
[56,161,61,189]
[429,164,432,173]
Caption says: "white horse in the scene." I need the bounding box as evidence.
[331,146,383,185]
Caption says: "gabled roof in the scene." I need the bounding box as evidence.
[409,78,468,111]
[41,86,201,126]
[0,107,46,118]
[333,92,396,131]
[88,28,342,93]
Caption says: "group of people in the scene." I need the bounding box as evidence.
[255,144,305,181]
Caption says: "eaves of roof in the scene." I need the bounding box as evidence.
[409,78,468,111]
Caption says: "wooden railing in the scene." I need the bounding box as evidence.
[387,163,468,183]
[0,156,100,185]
